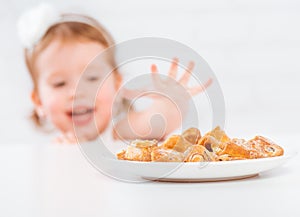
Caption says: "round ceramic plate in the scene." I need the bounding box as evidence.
[99,151,296,182]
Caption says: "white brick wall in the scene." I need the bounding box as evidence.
[0,0,299,144]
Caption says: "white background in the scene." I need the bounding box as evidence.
[1,0,299,145]
[0,1,300,217]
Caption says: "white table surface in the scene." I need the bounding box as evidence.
[1,135,299,217]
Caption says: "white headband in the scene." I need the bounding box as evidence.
[17,3,61,49]
[17,3,114,53]
[17,3,108,50]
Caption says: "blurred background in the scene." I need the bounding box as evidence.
[1,0,300,146]
[1,0,299,145]
[1,1,300,216]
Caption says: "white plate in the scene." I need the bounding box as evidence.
[98,154,296,183]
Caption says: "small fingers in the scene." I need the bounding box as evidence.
[53,135,69,144]
[53,132,77,144]
[167,58,179,79]
[188,78,213,96]
[66,132,78,144]
[151,64,162,85]
[53,136,63,144]
[151,64,158,73]
[178,61,195,85]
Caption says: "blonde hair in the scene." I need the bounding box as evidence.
[24,13,127,127]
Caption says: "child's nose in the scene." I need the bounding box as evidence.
[69,82,84,99]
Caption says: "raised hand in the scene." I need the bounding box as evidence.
[53,132,78,144]
[122,57,212,101]
[114,58,213,140]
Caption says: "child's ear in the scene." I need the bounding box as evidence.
[31,91,45,117]
[31,91,41,106]
[114,71,123,90]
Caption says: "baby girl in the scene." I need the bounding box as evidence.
[18,4,211,144]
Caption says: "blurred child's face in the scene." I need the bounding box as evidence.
[33,38,119,141]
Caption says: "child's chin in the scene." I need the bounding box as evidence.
[74,129,99,143]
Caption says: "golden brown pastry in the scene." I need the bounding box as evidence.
[217,155,248,161]
[161,135,192,153]
[216,142,251,160]
[116,126,284,162]
[245,136,284,158]
[151,147,184,162]
[181,128,201,145]
[198,135,223,153]
[116,150,126,160]
[198,126,230,145]
[160,135,181,149]
[231,138,261,159]
[184,145,216,162]
[117,139,157,161]
[197,127,231,155]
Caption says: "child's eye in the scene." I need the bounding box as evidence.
[52,81,66,88]
[87,76,99,82]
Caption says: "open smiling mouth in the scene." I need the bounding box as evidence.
[67,108,95,126]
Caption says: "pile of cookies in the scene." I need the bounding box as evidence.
[117,127,284,162]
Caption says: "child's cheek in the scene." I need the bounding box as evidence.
[96,88,114,105]
[40,91,63,117]
[45,98,62,118]
[96,83,115,111]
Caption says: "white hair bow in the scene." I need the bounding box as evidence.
[17,3,60,49]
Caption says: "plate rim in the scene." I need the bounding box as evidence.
[110,152,295,165]
[99,150,297,182]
